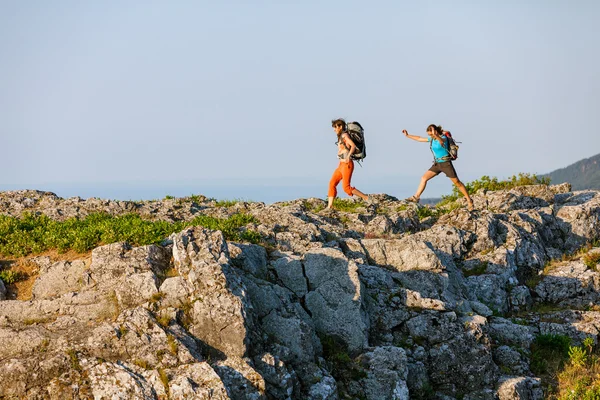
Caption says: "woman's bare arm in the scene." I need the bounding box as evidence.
[341,134,356,163]
[402,129,429,143]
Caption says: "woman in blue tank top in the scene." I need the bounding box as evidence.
[402,124,474,211]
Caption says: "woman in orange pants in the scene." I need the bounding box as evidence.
[327,119,369,209]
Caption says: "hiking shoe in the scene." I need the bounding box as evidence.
[406,196,420,203]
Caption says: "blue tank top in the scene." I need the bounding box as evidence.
[428,137,450,163]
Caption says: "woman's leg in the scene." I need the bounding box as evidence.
[327,165,343,209]
[341,161,368,201]
[352,188,368,201]
[450,177,474,207]
[413,170,438,199]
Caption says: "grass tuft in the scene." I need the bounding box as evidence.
[66,348,81,371]
[583,252,600,271]
[158,367,170,395]
[156,313,171,328]
[150,292,165,304]
[133,359,150,370]
[167,334,178,356]
[213,199,240,208]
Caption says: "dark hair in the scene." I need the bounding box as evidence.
[427,124,443,135]
[331,118,347,131]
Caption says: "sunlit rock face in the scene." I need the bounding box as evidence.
[1,183,598,399]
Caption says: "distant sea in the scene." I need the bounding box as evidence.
[1,176,454,205]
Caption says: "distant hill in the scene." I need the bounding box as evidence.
[420,198,441,205]
[543,153,600,190]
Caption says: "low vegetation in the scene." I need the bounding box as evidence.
[530,334,571,378]
[0,269,25,284]
[525,242,600,289]
[0,212,260,258]
[416,206,439,221]
[303,200,325,214]
[583,251,600,271]
[462,261,488,277]
[213,199,241,208]
[158,367,170,395]
[531,335,600,399]
[319,334,367,398]
[0,258,43,299]
[438,173,550,206]
[332,198,364,213]
[66,348,81,371]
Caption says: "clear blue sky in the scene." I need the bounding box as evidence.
[1,1,598,202]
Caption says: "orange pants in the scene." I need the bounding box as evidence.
[328,160,356,197]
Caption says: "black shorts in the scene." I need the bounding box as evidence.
[428,161,457,179]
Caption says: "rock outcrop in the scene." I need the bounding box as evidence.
[0,183,599,399]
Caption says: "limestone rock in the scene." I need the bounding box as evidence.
[172,226,252,359]
[2,185,600,399]
[355,346,409,400]
[304,248,369,353]
[497,376,543,400]
[31,260,87,300]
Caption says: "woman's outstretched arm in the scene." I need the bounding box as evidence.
[402,129,429,143]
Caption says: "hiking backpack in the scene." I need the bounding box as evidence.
[430,130,459,161]
[346,121,366,161]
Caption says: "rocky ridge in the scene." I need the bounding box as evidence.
[0,183,599,399]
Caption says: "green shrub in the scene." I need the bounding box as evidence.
[188,194,204,204]
[417,206,439,220]
[0,212,260,257]
[239,230,262,244]
[530,334,571,375]
[0,269,25,284]
[569,346,588,367]
[555,337,600,400]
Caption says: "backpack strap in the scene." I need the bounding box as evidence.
[429,138,436,163]
[442,135,450,153]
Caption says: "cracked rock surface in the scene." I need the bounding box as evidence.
[0,183,599,399]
